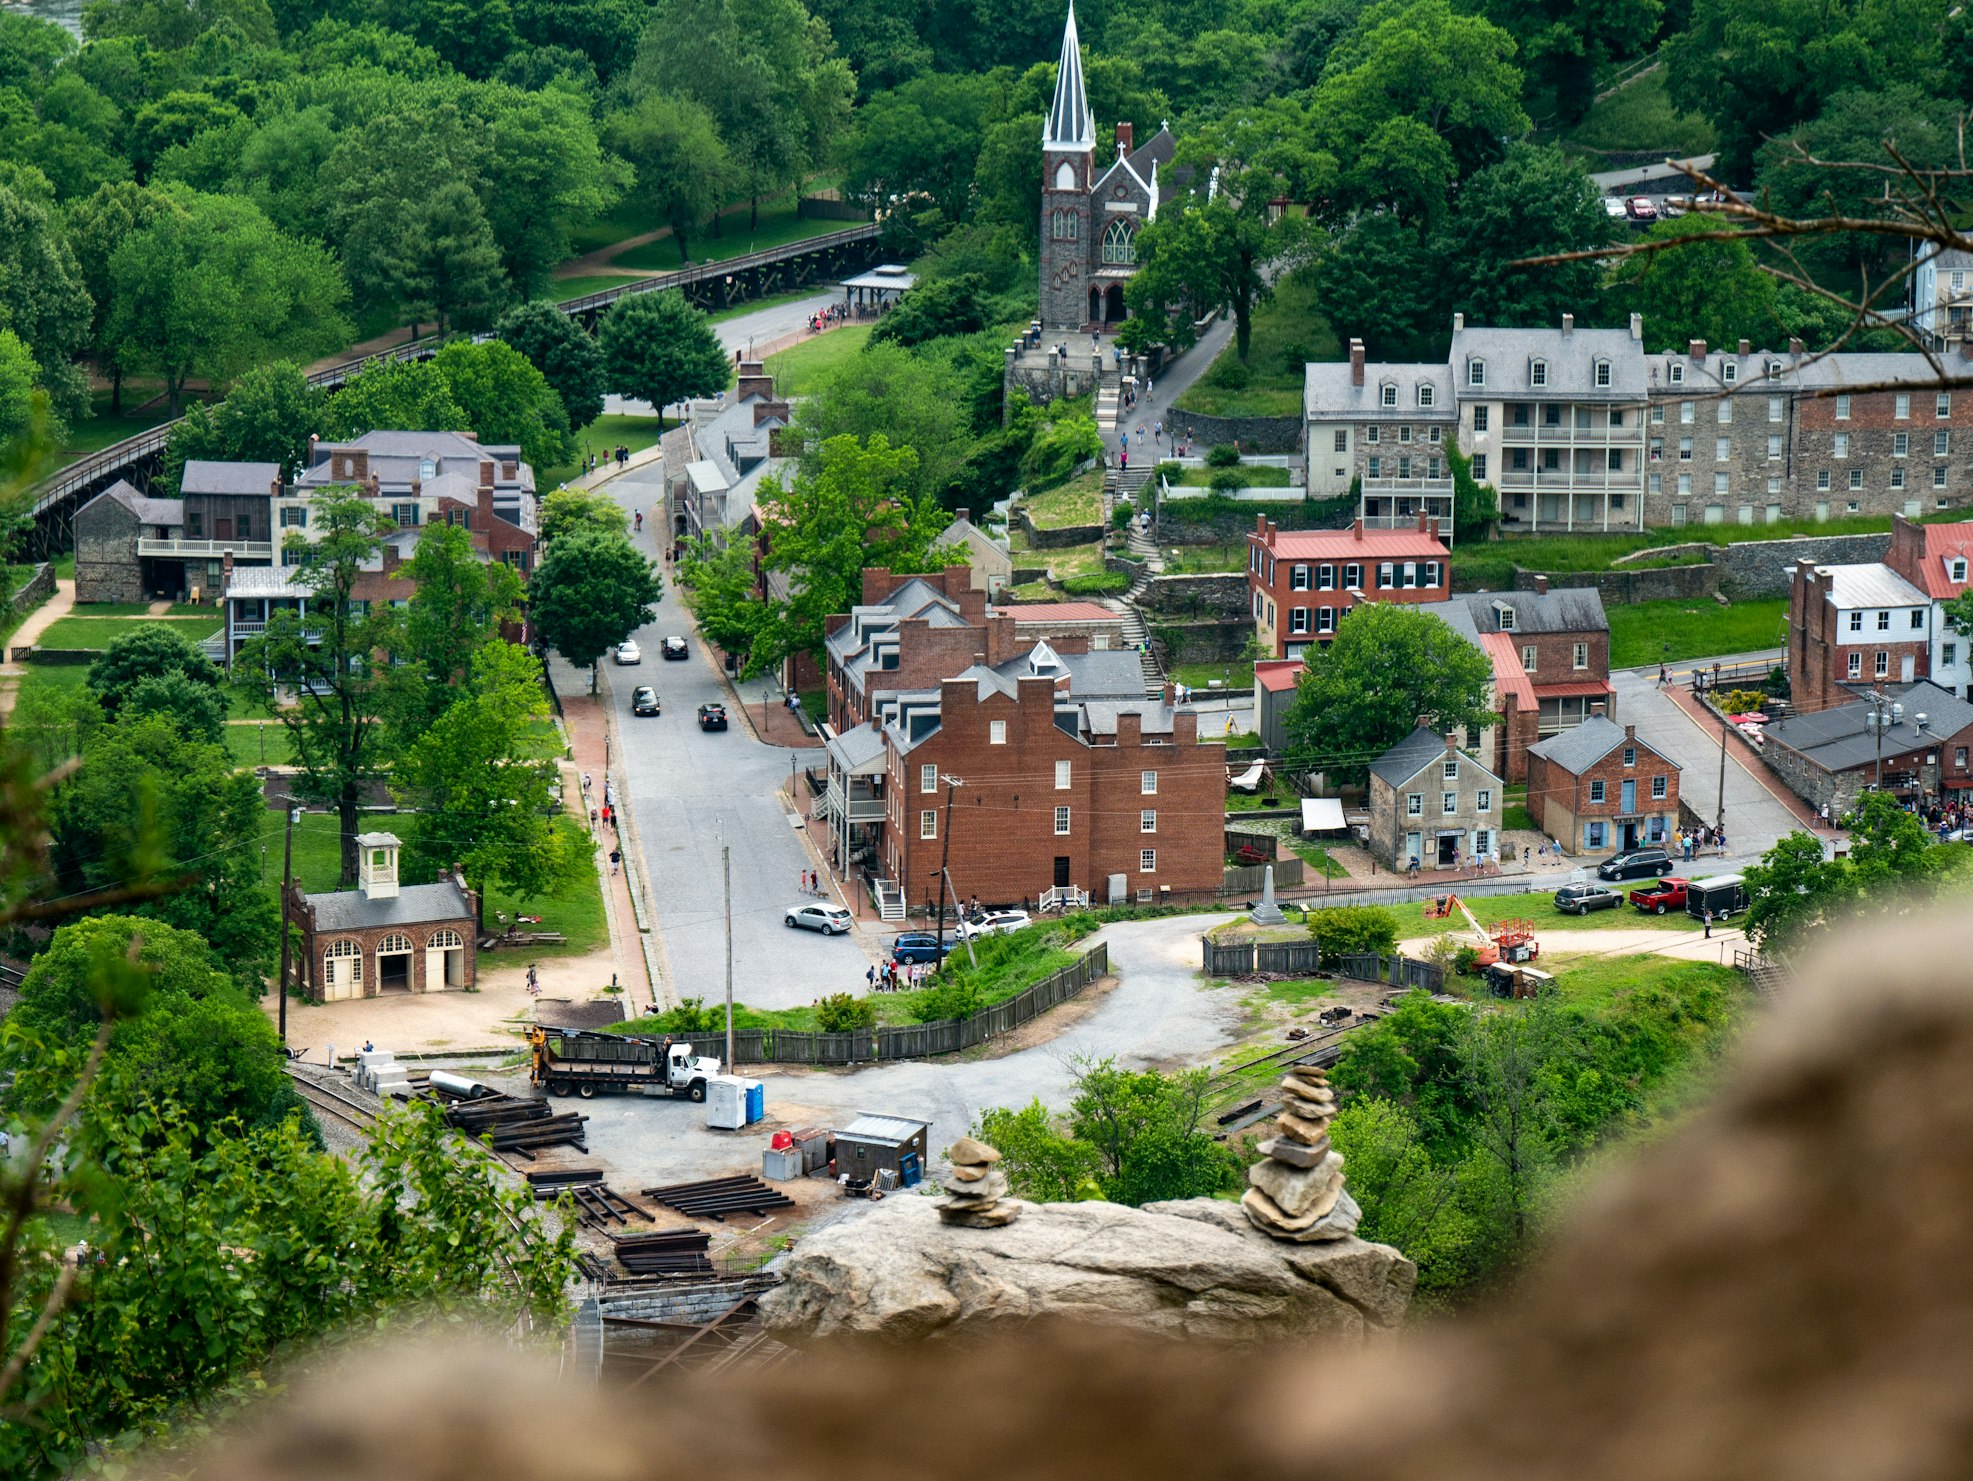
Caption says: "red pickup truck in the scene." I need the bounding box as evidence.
[1628,877,1689,915]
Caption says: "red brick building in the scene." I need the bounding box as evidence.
[1246,514,1451,659]
[1884,514,1973,699]
[1786,556,1934,714]
[284,833,478,1002]
[1526,713,1680,856]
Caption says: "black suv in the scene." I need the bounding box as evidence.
[891,932,953,964]
[1554,884,1623,915]
[1597,847,1673,882]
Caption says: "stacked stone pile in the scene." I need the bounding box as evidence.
[1241,1065,1361,1242]
[938,1136,1022,1229]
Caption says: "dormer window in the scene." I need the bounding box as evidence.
[1767,361,1784,379]
[1417,384,1435,408]
[1722,362,1737,384]
[1380,383,1398,408]
[1594,359,1611,388]
[1953,558,1968,583]
[1469,358,1486,388]
[1494,601,1516,631]
[418,458,436,479]
[1669,363,1684,385]
[1530,359,1548,388]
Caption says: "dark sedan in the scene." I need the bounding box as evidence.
[661,636,689,660]
[631,686,660,717]
[697,702,728,731]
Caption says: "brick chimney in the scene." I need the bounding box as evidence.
[367,471,380,497]
[1591,702,1607,718]
[1117,710,1142,744]
[1625,723,1636,743]
[1428,516,1441,542]
[1738,338,1751,355]
[1115,122,1133,155]
[1788,337,1804,355]
[1353,517,1364,541]
[1561,312,1575,335]
[752,398,792,426]
[1415,510,1428,534]
[221,548,234,588]
[1349,339,1365,387]
[736,360,774,399]
[269,476,281,499]
[1533,574,1549,595]
[1688,339,1707,359]
[479,460,494,490]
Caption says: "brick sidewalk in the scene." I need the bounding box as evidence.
[1662,682,1839,838]
[749,701,823,748]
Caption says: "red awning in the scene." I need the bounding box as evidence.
[1531,680,1615,699]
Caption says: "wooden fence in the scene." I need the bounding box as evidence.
[1221,857,1304,894]
[664,943,1108,1066]
[1202,942,1443,993]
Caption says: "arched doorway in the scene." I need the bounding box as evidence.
[323,939,362,1001]
[1089,287,1103,323]
[376,932,413,993]
[1104,284,1127,322]
[426,928,466,990]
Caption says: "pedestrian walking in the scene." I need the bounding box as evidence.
[1703,908,1713,939]
[589,806,598,829]
[581,772,591,792]
[866,964,876,990]
[609,848,620,875]
[1658,662,1669,686]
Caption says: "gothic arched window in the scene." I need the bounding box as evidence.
[1101,219,1136,265]
[1054,160,1078,190]
[1051,209,1078,241]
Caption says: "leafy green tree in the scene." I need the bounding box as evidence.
[395,642,581,923]
[1437,143,1610,327]
[1741,829,1833,948]
[598,289,729,417]
[0,12,75,94]
[128,89,242,177]
[163,361,327,490]
[1472,0,1660,125]
[869,273,989,349]
[793,339,973,505]
[396,517,525,722]
[1446,444,1499,535]
[431,339,574,472]
[1127,197,1284,364]
[605,92,729,265]
[105,187,353,411]
[513,0,642,81]
[230,103,339,237]
[322,104,488,320]
[366,0,517,77]
[389,179,508,335]
[0,179,91,422]
[235,490,402,882]
[323,357,470,441]
[61,181,184,414]
[1019,408,1103,492]
[497,299,607,429]
[539,485,629,542]
[528,529,663,690]
[974,1099,1103,1202]
[86,625,222,718]
[1283,605,1496,783]
[475,82,625,293]
[1066,1059,1240,1206]
[1610,217,1783,353]
[1455,997,1559,1249]
[1945,587,1973,643]
[676,533,766,662]
[1303,903,1400,961]
[81,0,277,49]
[837,71,993,224]
[1328,1096,1479,1299]
[119,671,228,745]
[0,329,35,450]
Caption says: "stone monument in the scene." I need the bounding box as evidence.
[1241,1064,1361,1242]
[1249,863,1286,926]
[939,1136,1022,1228]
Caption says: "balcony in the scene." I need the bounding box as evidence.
[1499,423,1644,448]
[1495,469,1644,495]
[825,777,887,824]
[138,538,275,561]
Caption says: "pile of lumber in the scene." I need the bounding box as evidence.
[534,1179,649,1230]
[526,1167,604,1193]
[642,1175,794,1221]
[611,1228,715,1277]
[443,1094,587,1156]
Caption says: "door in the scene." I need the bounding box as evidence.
[1902,654,1916,682]
[1053,856,1071,888]
[1621,822,1639,851]
[1621,779,1636,814]
[1436,833,1458,867]
[214,516,233,540]
[1405,832,1421,866]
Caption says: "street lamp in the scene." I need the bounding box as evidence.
[1864,690,1905,792]
[933,774,964,964]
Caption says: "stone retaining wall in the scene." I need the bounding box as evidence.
[1138,572,1249,617]
[1512,529,1902,603]
[1512,562,1719,604]
[1017,508,1105,549]
[1158,496,1350,544]
[1167,408,1302,454]
[8,562,53,615]
[1152,617,1252,663]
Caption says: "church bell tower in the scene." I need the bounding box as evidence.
[1038,2,1095,330]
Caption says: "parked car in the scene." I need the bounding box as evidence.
[631,686,660,717]
[696,701,728,731]
[959,909,1033,938]
[1554,884,1624,915]
[785,903,853,935]
[1602,195,1629,219]
[613,640,641,665]
[1598,846,1674,881]
[1628,877,1689,915]
[1626,196,1659,222]
[1659,195,1688,217]
[891,932,954,964]
[661,636,688,660]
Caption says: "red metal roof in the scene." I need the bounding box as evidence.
[1255,660,1305,693]
[1910,523,1973,599]
[1531,679,1615,699]
[1257,528,1449,561]
[993,601,1120,623]
[1476,632,1536,709]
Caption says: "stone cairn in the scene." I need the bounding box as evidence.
[938,1136,1022,1229]
[1241,1065,1361,1242]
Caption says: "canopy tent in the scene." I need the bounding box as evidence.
[1300,798,1346,833]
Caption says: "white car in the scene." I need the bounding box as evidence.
[785,903,853,936]
[613,640,641,665]
[1602,195,1628,219]
[959,909,1033,938]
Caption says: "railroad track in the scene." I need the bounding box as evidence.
[283,1067,381,1130]
[1207,1020,1362,1090]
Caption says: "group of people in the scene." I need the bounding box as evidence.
[1674,826,1729,860]
[582,771,624,873]
[798,870,825,895]
[805,301,861,334]
[868,960,932,993]
[581,444,634,476]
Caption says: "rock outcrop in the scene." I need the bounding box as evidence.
[758,1193,1415,1345]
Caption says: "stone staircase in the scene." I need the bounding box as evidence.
[1095,464,1168,699]
[1096,366,1122,432]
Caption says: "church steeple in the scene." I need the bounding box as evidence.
[1044,2,1093,150]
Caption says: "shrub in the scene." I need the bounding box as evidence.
[1204,358,1251,391]
[1062,571,1129,596]
[1208,467,1244,494]
[816,992,877,1032]
[1154,460,1181,484]
[1021,411,1105,493]
[1111,504,1134,529]
[1716,688,1767,714]
[1452,944,1482,976]
[1305,903,1400,962]
[1206,443,1242,468]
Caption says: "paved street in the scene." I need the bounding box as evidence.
[603,289,839,417]
[594,456,870,1011]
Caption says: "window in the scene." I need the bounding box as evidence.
[1849,610,1864,632]
[1140,809,1157,834]
[1443,755,1459,780]
[1652,403,1666,423]
[280,506,307,528]
[1573,642,1589,669]
[1380,383,1398,408]
[1877,610,1892,631]
[1717,398,1733,424]
[1836,394,1851,419]
[989,720,1006,745]
[391,502,419,526]
[1477,789,1493,812]
[1679,438,1693,461]
[1850,469,1864,491]
[1511,449,1529,471]
[1595,359,1612,388]
[1442,791,1457,815]
[1895,432,1910,457]
[1475,829,1492,857]
[1424,561,1442,587]
[1678,473,1692,495]
[1833,433,1850,459]
[1715,473,1730,496]
[1289,607,1310,635]
[1050,208,1077,239]
[1473,405,1490,432]
[1652,775,1668,799]
[921,764,937,794]
[1530,358,1548,387]
[1590,779,1606,803]
[1875,650,1890,678]
[1670,363,1685,385]
[1937,430,1952,458]
[1367,456,1381,479]
[1316,606,1336,634]
[1468,358,1486,388]
[1940,393,1953,418]
[1417,384,1435,408]
[920,810,937,840]
[1953,558,1969,583]
[1344,564,1361,589]
[1912,609,1927,630]
[1947,644,1960,668]
[1402,562,1418,589]
[1140,769,1159,796]
[1054,805,1071,835]
[1896,393,1911,419]
[1680,400,1695,424]
[1054,760,1071,790]
[1252,590,1262,619]
[1892,467,1906,490]
[1587,821,1607,850]
[1140,848,1157,873]
[1848,652,1863,678]
[1100,219,1136,264]
[1317,564,1335,591]
[1521,644,1537,671]
[1406,793,1423,817]
[1723,362,1738,384]
[1610,449,1625,472]
[1768,435,1782,461]
[1333,429,1347,453]
[1769,395,1784,423]
[1817,470,1831,490]
[1716,437,1731,461]
[1399,426,1413,445]
[1290,564,1309,590]
[1366,425,1380,444]
[1650,473,1663,495]
[1471,452,1488,482]
[1378,562,1394,589]
[187,512,204,538]
[1623,746,1636,766]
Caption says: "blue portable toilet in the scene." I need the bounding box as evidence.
[743,1080,765,1126]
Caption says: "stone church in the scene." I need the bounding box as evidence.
[1037,3,1180,330]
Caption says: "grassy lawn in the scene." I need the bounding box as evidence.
[1607,597,1787,668]
[1024,468,1104,528]
[1171,464,1294,487]
[542,414,673,487]
[1160,543,1249,574]
[1007,523,1109,582]
[1542,952,1740,1013]
[765,323,872,396]
[1225,788,1290,813]
[1173,659,1255,690]
[1564,69,1717,156]
[1253,977,1338,1007]
[223,722,298,768]
[70,600,212,617]
[1175,275,1337,420]
[1285,838,1349,878]
[1443,890,1698,935]
[1503,803,1539,833]
[37,615,222,650]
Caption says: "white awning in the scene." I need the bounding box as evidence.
[1301,798,1346,832]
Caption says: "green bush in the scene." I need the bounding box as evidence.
[1154,460,1182,484]
[1305,903,1400,961]
[1716,688,1767,714]
[1206,443,1242,468]
[1208,467,1245,494]
[816,992,877,1032]
[1204,358,1251,391]
[1111,504,1134,529]
[1021,411,1105,493]
[1452,944,1482,976]
[1061,571,1130,596]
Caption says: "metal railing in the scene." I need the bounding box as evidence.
[556,224,881,316]
[137,538,275,560]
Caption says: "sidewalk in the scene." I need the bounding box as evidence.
[1662,681,1838,839]
[0,577,76,715]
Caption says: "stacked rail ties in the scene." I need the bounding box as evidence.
[442,1094,589,1157]
[642,1175,794,1221]
[609,1229,717,1278]
[525,1169,650,1230]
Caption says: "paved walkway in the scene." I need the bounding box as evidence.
[0,577,75,715]
[1102,312,1236,462]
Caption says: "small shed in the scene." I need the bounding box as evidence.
[834,1112,931,1186]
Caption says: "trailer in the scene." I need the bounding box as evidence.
[526,1026,721,1101]
[1685,874,1749,921]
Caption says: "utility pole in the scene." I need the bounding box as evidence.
[933,774,964,964]
[1716,709,1728,835]
[942,866,978,968]
[722,841,734,1070]
[277,806,297,1046]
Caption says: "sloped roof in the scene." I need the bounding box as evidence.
[1449,325,1646,399]
[1764,681,1973,773]
[1304,362,1457,421]
[825,723,887,774]
[85,479,183,527]
[1820,563,1929,610]
[1044,2,1093,148]
[1370,725,1458,786]
[1908,521,1973,599]
[1528,714,1632,773]
[990,645,1144,699]
[994,601,1116,624]
[1261,526,1447,561]
[306,880,474,933]
[1419,588,1609,638]
[180,459,280,496]
[1475,632,1536,710]
[1254,660,1304,694]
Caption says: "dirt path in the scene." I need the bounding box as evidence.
[0,577,76,715]
[1399,922,1750,967]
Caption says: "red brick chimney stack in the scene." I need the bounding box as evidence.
[1116,122,1133,155]
[1349,339,1365,387]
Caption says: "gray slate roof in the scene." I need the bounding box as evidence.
[1449,325,1647,399]
[1370,725,1461,787]
[89,479,184,526]
[1417,589,1609,639]
[1764,681,1973,774]
[825,723,887,774]
[180,459,280,496]
[1526,714,1657,774]
[306,880,474,933]
[991,645,1144,700]
[1304,362,1455,421]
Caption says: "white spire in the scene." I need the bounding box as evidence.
[1044,1,1094,150]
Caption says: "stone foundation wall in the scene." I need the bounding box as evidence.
[1513,563,1719,603]
[1152,618,1252,663]
[1510,530,1903,603]
[1018,508,1105,549]
[8,562,53,616]
[1158,496,1351,545]
[1138,572,1250,617]
[1004,350,1101,420]
[1167,409,1302,454]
